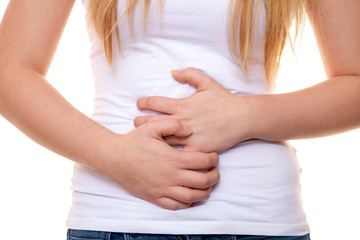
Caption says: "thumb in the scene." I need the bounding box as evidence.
[171,67,220,91]
[148,119,193,138]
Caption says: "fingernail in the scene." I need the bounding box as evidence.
[183,126,193,135]
[171,70,181,76]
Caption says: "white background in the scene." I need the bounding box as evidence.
[0,1,359,240]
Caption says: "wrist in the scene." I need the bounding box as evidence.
[238,94,271,141]
[82,128,126,175]
[230,94,260,142]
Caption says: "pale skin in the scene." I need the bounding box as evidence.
[0,0,359,211]
[135,0,360,152]
[0,0,219,210]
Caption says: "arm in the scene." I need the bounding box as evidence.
[246,0,360,141]
[0,0,111,170]
[135,0,360,151]
[0,0,219,210]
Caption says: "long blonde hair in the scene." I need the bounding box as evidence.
[87,0,306,86]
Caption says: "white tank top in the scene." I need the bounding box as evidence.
[67,0,309,235]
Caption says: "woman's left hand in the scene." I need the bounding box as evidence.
[135,68,253,153]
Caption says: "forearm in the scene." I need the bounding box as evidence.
[247,76,360,141]
[0,68,114,172]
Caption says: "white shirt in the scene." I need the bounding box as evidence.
[67,0,309,235]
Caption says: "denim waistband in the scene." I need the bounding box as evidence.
[67,229,310,240]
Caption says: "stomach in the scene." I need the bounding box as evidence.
[76,68,304,224]
[68,136,308,234]
[69,49,308,234]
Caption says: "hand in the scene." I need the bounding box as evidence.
[99,119,220,210]
[135,68,253,153]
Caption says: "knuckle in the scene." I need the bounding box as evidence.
[213,168,221,181]
[201,157,213,168]
[211,152,219,164]
[166,203,178,211]
[177,152,191,165]
[168,153,184,166]
[146,120,156,129]
[182,191,195,203]
[203,189,211,199]
[170,118,181,126]
[171,171,183,184]
[198,175,211,188]
[176,156,187,167]
[155,198,180,211]
[182,67,195,77]
[175,101,188,111]
[167,202,185,211]
[162,117,177,125]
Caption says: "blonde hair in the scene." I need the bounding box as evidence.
[87,0,306,86]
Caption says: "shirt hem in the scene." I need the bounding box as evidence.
[66,218,310,236]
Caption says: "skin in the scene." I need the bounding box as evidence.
[135,0,360,152]
[0,0,359,210]
[0,0,219,210]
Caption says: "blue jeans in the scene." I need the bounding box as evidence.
[67,229,311,240]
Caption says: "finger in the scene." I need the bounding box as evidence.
[165,186,212,204]
[134,115,170,127]
[164,135,188,146]
[171,67,222,91]
[137,96,178,114]
[178,168,220,189]
[147,119,193,138]
[178,151,219,170]
[182,145,194,152]
[155,197,191,210]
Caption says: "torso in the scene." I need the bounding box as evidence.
[66,0,309,235]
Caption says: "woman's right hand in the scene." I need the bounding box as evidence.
[97,119,220,210]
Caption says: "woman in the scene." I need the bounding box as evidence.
[0,0,359,239]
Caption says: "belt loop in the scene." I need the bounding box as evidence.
[106,232,111,240]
